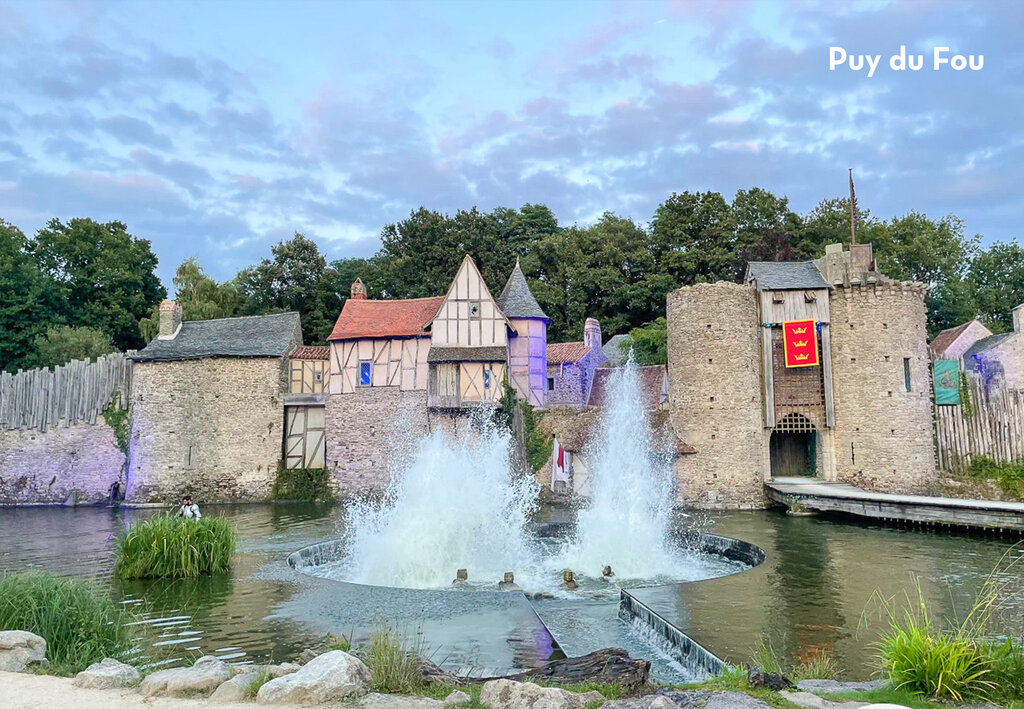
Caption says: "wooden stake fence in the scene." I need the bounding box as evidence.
[0,353,133,433]
[935,370,1024,473]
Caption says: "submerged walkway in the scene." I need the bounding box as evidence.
[765,478,1024,532]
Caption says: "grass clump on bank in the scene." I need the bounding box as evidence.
[0,572,137,675]
[361,620,427,695]
[966,455,1024,499]
[751,634,840,681]
[272,464,335,502]
[114,514,236,579]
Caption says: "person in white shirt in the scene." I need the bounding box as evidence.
[175,494,202,519]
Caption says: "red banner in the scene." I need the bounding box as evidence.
[783,319,819,368]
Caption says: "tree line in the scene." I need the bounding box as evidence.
[2,187,1022,372]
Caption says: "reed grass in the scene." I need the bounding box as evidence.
[362,620,427,694]
[114,514,236,579]
[0,572,137,675]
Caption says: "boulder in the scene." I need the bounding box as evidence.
[236,662,301,679]
[211,673,259,703]
[780,691,867,709]
[256,650,372,705]
[652,689,715,709]
[138,655,233,697]
[297,648,321,665]
[796,681,886,694]
[480,678,606,709]
[704,693,775,709]
[445,690,473,706]
[601,696,681,709]
[72,657,141,689]
[356,693,445,709]
[0,631,47,673]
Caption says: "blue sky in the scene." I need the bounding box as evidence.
[1,0,1021,287]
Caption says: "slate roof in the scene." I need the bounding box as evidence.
[547,341,590,365]
[328,296,444,341]
[426,346,507,363]
[291,346,330,360]
[497,259,548,320]
[602,334,630,367]
[746,261,829,291]
[963,332,1015,362]
[929,320,990,357]
[587,365,668,409]
[133,311,300,362]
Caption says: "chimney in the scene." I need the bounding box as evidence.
[350,277,367,300]
[158,300,182,339]
[1013,303,1023,333]
[584,317,601,351]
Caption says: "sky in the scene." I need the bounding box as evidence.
[1,0,1021,288]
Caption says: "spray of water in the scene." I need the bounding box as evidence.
[556,359,685,581]
[340,419,538,589]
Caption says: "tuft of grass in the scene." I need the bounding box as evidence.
[114,514,236,579]
[0,572,138,675]
[793,649,840,681]
[246,668,275,698]
[324,631,351,652]
[361,620,427,694]
[752,635,785,675]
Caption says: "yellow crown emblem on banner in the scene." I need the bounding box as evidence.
[795,353,810,361]
[792,326,808,334]
[794,340,808,347]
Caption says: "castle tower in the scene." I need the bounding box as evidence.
[497,259,549,408]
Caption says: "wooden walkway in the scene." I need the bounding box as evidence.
[765,478,1024,533]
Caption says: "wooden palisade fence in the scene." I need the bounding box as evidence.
[935,370,1024,473]
[0,353,133,433]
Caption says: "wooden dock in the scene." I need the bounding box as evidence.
[765,478,1024,533]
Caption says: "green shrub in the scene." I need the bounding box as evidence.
[967,456,1024,498]
[101,393,129,455]
[114,514,236,579]
[272,465,335,502]
[0,573,137,675]
[361,620,426,694]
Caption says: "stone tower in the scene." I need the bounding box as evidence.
[497,259,549,408]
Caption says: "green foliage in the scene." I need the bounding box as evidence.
[32,325,115,368]
[959,372,974,421]
[751,633,839,680]
[29,218,166,351]
[101,394,130,455]
[140,256,242,341]
[623,318,668,366]
[114,514,236,579]
[361,620,427,695]
[246,668,275,698]
[272,465,336,502]
[0,573,137,675]
[966,456,1024,498]
[522,402,551,473]
[323,632,352,652]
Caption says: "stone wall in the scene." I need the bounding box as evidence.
[0,423,125,505]
[324,387,429,493]
[667,282,767,509]
[830,283,936,493]
[547,346,607,408]
[127,357,285,503]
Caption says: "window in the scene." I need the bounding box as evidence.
[903,357,911,392]
[468,300,481,319]
[547,377,555,391]
[483,368,492,389]
[359,361,372,386]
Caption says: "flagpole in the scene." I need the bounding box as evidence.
[848,168,857,246]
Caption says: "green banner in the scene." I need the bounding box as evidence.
[933,359,961,406]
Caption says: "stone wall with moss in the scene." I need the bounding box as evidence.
[127,357,286,503]
[0,422,126,505]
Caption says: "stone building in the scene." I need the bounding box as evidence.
[930,319,993,362]
[545,318,608,408]
[127,302,302,502]
[961,304,1024,390]
[667,243,935,509]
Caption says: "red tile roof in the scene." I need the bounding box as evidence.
[291,346,330,360]
[547,341,590,364]
[587,365,668,410]
[929,320,975,356]
[328,296,444,341]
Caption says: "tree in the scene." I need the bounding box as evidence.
[968,241,1024,333]
[29,218,165,351]
[237,233,342,344]
[650,191,739,285]
[0,220,65,372]
[624,318,668,366]
[33,325,115,368]
[139,257,242,342]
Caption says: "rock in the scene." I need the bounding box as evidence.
[480,678,605,709]
[139,655,233,697]
[297,648,321,665]
[704,692,775,709]
[796,681,886,694]
[211,673,259,703]
[357,693,445,709]
[517,648,650,692]
[445,690,473,706]
[237,662,301,679]
[747,668,795,691]
[652,689,715,709]
[414,656,464,686]
[602,695,681,709]
[0,630,47,673]
[72,657,141,689]
[780,691,867,709]
[256,650,372,705]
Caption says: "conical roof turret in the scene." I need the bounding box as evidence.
[497,258,548,320]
